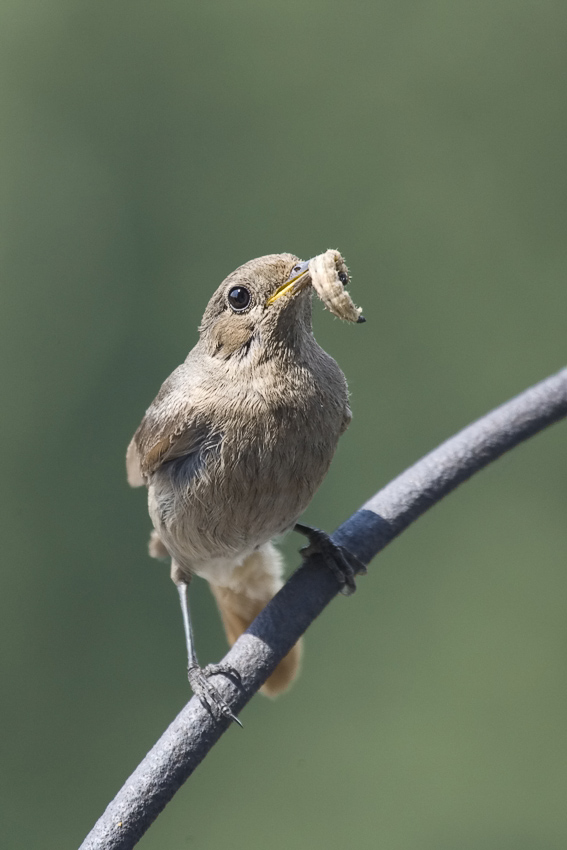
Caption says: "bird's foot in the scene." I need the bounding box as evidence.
[188,662,243,727]
[294,523,367,596]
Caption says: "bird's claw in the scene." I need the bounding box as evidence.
[188,662,243,727]
[295,523,367,596]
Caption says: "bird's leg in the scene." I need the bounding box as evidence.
[294,523,367,596]
[175,580,242,727]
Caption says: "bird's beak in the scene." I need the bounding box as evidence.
[266,260,311,306]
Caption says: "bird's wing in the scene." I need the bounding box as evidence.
[126,423,206,486]
[126,436,146,487]
[126,364,208,487]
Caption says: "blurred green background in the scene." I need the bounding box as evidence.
[1,1,566,848]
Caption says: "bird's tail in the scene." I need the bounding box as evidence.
[209,542,302,697]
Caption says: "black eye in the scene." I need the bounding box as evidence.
[227,286,251,311]
[338,271,348,286]
[292,264,302,273]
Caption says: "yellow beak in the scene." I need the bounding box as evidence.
[266,260,311,306]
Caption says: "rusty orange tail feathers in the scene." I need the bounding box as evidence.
[209,545,302,697]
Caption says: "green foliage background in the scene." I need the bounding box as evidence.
[1,2,566,847]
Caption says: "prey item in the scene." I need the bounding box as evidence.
[127,252,365,723]
[309,249,365,323]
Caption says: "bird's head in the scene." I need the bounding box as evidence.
[199,253,314,361]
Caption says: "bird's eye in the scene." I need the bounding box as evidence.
[227,286,251,312]
[338,271,348,286]
[292,264,302,273]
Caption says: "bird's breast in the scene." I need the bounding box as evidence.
[149,360,348,572]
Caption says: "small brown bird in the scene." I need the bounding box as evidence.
[126,252,363,722]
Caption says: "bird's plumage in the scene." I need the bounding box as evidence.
[127,252,352,696]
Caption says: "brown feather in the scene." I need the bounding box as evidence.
[209,550,303,697]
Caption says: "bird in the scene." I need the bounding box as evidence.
[126,252,363,723]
